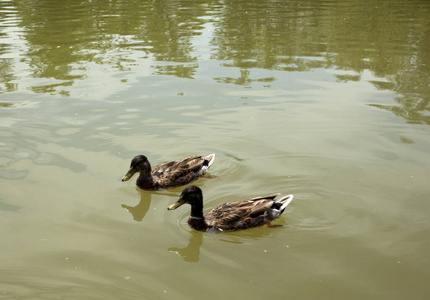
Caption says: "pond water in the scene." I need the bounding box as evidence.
[1,0,429,299]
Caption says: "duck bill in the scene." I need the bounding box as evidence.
[167,198,185,210]
[121,168,136,182]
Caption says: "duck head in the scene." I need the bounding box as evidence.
[121,155,152,181]
[167,185,203,210]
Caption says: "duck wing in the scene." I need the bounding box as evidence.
[205,194,280,231]
[153,154,215,188]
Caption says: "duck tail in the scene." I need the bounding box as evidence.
[204,153,215,168]
[277,194,294,213]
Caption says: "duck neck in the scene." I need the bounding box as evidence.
[190,201,204,219]
[136,172,156,190]
[188,202,207,231]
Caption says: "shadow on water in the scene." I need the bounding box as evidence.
[167,226,292,263]
[167,215,295,263]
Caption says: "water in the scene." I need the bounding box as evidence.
[1,0,430,299]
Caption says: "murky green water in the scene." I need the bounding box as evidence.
[1,0,430,299]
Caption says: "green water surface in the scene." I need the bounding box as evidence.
[1,0,429,299]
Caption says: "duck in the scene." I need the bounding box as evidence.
[167,185,294,232]
[121,154,215,190]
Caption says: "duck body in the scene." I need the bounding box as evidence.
[122,154,215,190]
[168,185,294,232]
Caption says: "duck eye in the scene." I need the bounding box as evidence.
[131,157,141,167]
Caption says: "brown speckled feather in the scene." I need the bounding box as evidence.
[154,154,212,189]
[124,154,215,190]
[205,194,281,231]
[168,186,294,232]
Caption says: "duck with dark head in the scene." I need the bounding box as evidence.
[122,154,215,190]
[167,185,294,232]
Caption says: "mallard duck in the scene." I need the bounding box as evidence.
[167,185,294,232]
[121,154,215,190]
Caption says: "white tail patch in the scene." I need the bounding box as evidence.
[204,153,215,168]
[200,153,215,175]
[278,194,294,212]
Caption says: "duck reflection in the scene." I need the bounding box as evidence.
[167,224,289,263]
[168,230,203,263]
[121,190,152,221]
[121,189,179,221]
